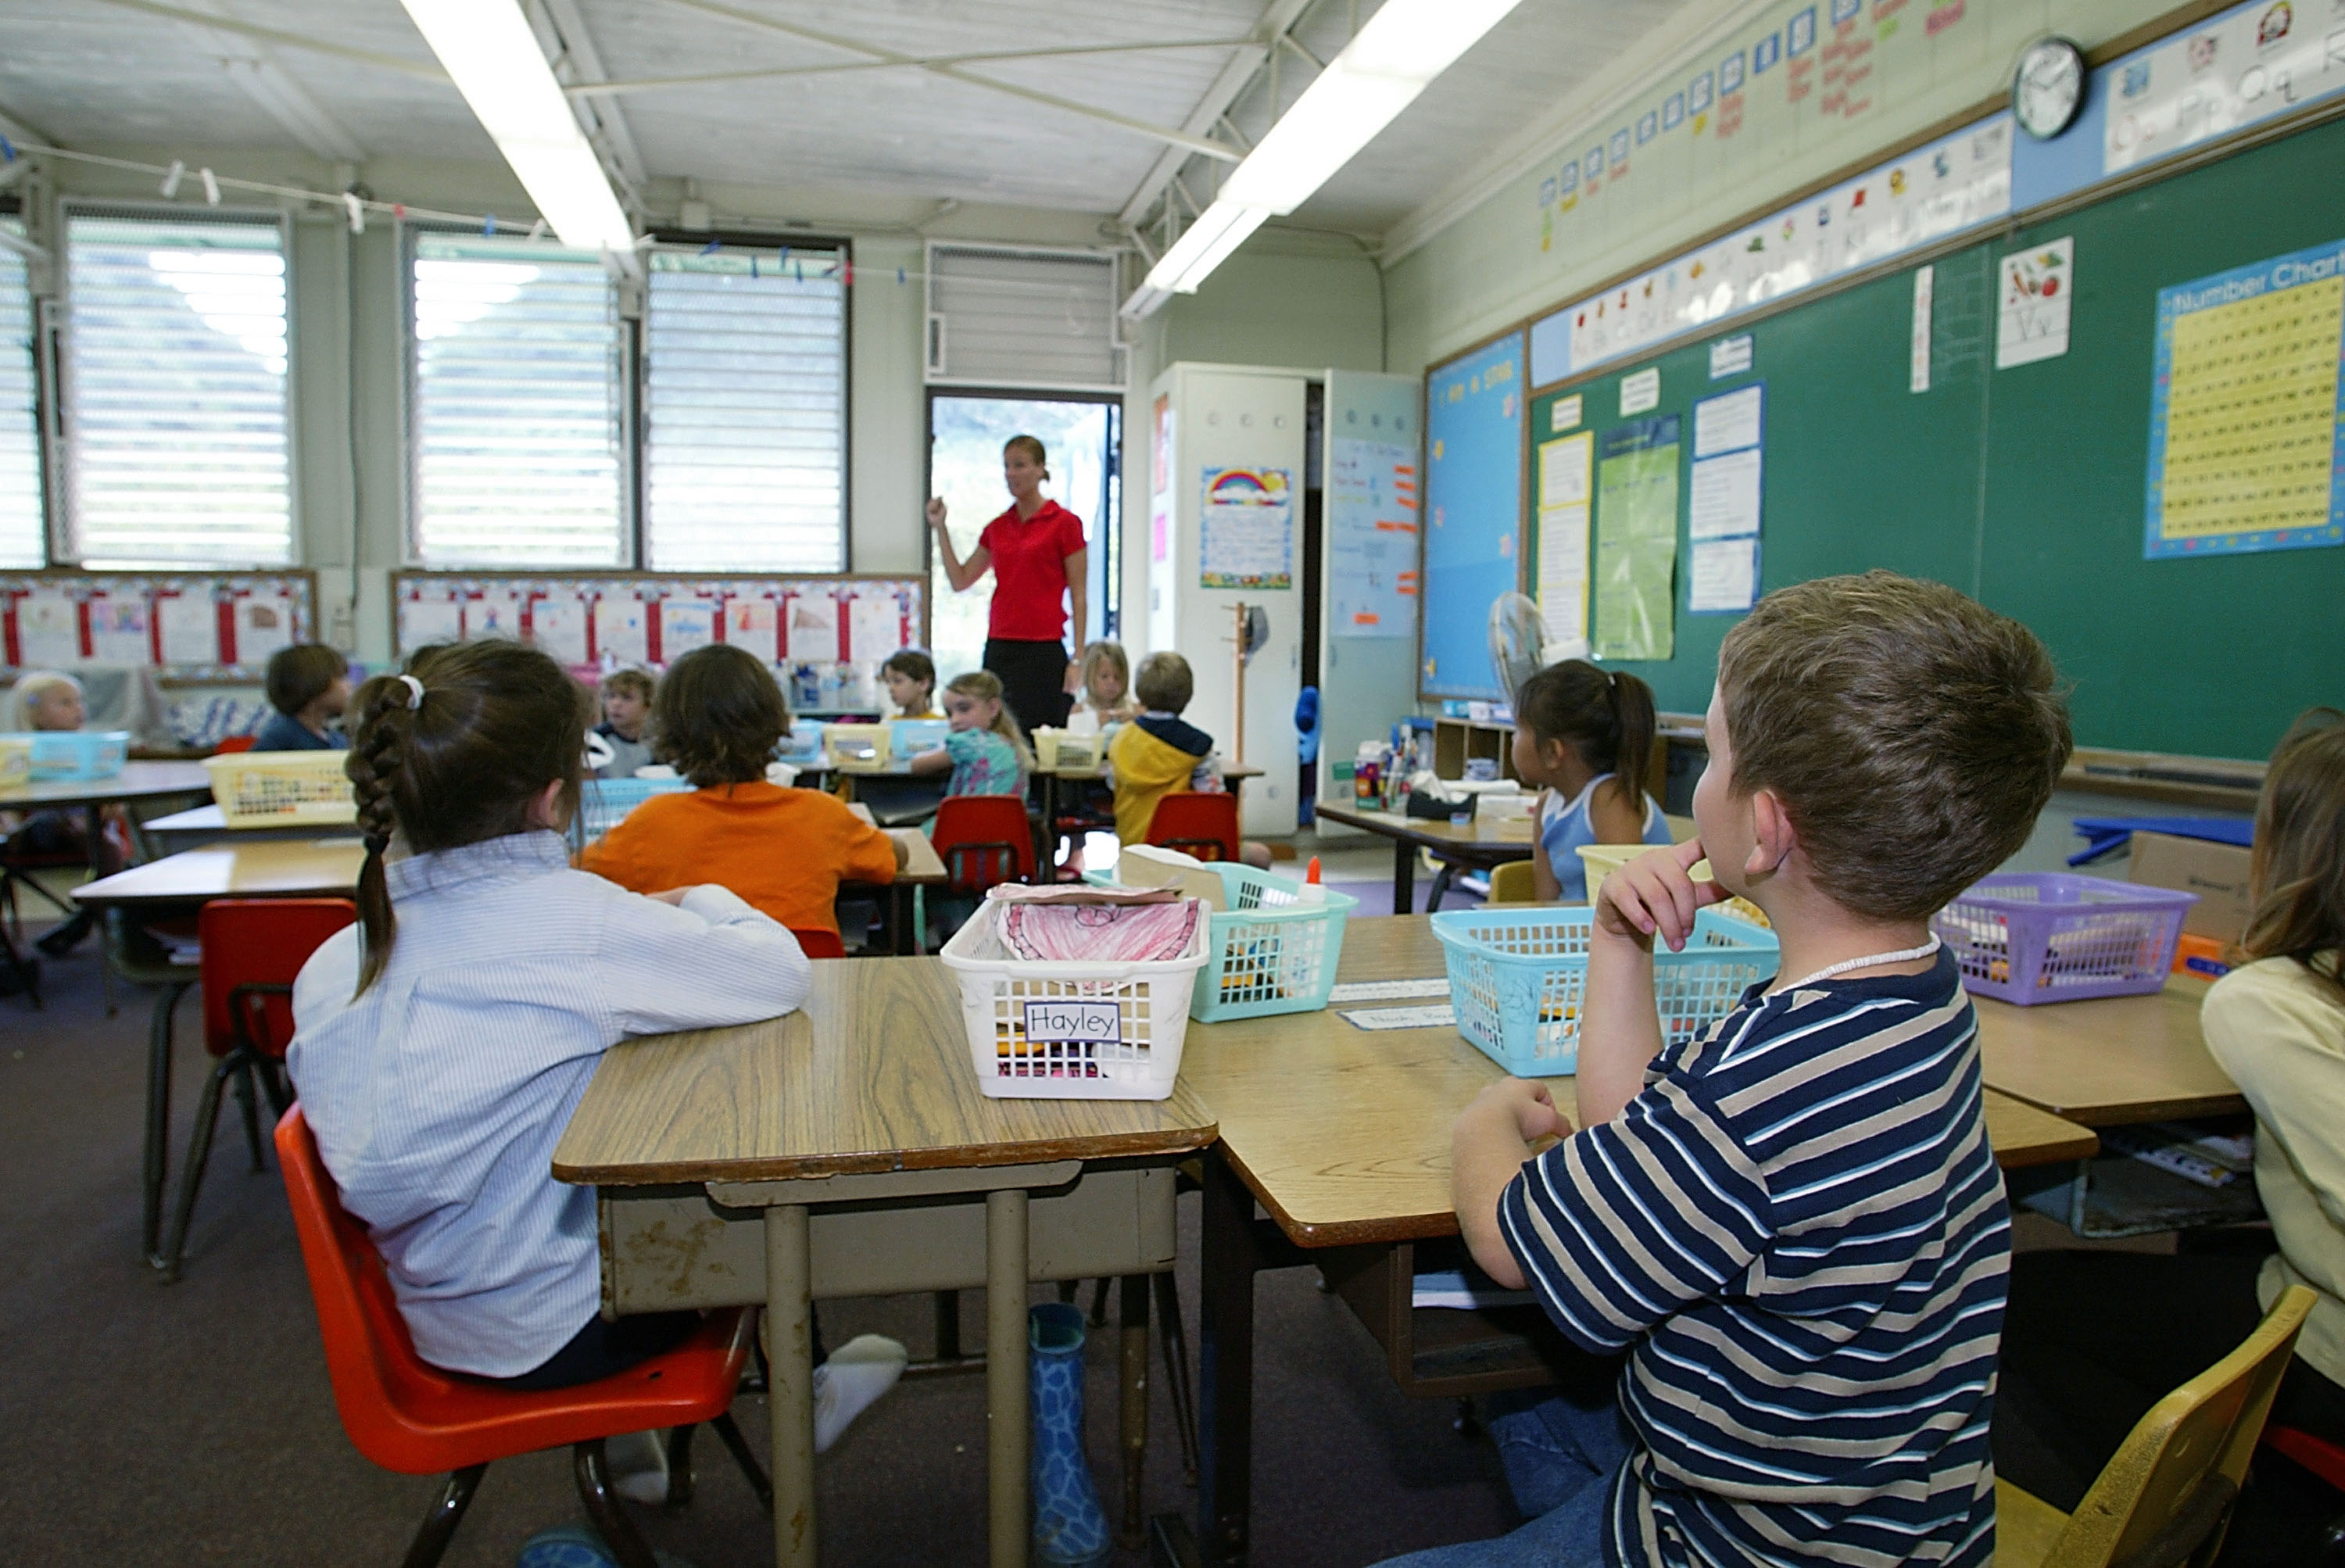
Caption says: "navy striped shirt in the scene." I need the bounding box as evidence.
[1501,948,2007,1567]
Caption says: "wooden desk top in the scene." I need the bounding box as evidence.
[1312,802,1534,859]
[0,760,213,809]
[1974,977,2241,1126]
[1183,916,2105,1247]
[553,954,1218,1186]
[840,802,946,884]
[71,839,366,908]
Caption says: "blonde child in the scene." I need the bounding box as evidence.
[1072,640,1138,729]
[593,667,655,780]
[1512,659,1671,902]
[7,669,83,733]
[1104,652,1270,868]
[908,669,1028,797]
[5,671,120,957]
[252,643,352,752]
[580,645,904,941]
[882,649,941,719]
[1409,572,2071,1568]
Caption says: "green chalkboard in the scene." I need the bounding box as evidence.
[1527,112,2345,761]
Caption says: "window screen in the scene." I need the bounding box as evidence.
[926,245,1124,390]
[409,231,625,567]
[65,213,291,567]
[643,247,845,572]
[0,217,38,568]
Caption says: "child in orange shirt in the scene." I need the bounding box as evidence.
[580,646,904,941]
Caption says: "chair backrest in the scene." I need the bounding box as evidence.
[931,794,1036,893]
[213,735,259,754]
[1147,793,1239,863]
[199,898,357,1061]
[274,1107,477,1474]
[1488,861,1538,904]
[789,926,847,960]
[2043,1285,2315,1568]
[2262,1423,2345,1493]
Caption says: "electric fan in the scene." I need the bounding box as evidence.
[1487,592,1548,705]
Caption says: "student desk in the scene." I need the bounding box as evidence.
[1156,915,2101,1568]
[552,954,1219,1568]
[1,758,217,867]
[1037,761,1262,870]
[142,802,363,853]
[1311,802,1532,915]
[1974,976,2242,1125]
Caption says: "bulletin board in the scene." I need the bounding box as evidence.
[0,571,317,682]
[388,572,928,669]
[1420,331,1525,700]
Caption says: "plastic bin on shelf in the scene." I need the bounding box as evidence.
[202,749,356,828]
[1932,872,2196,1004]
[1088,862,1356,1022]
[1430,905,1780,1077]
[576,775,693,841]
[938,898,1211,1101]
[2,729,131,782]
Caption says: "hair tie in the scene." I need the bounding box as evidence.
[363,832,390,855]
[397,674,425,710]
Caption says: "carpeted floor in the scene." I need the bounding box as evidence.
[0,915,1517,1568]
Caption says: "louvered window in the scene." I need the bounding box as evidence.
[408,229,625,567]
[0,216,38,567]
[643,245,845,571]
[926,245,1125,390]
[63,211,291,567]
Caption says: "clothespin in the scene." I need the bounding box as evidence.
[897,267,906,285]
[482,213,498,236]
[159,159,185,199]
[526,218,547,242]
[842,260,854,286]
[199,167,220,206]
[0,138,14,163]
[700,238,720,256]
[750,256,759,278]
[342,192,365,234]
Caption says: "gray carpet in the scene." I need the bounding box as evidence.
[0,925,1516,1567]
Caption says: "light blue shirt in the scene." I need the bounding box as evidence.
[1538,770,1672,901]
[288,831,809,1377]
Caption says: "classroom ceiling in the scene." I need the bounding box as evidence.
[0,0,1709,238]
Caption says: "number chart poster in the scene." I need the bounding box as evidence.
[2145,238,2345,560]
[1198,467,1294,590]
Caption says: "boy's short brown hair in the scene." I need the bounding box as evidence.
[1716,571,2071,921]
[650,645,789,787]
[266,643,349,717]
[599,667,654,703]
[1133,651,1193,714]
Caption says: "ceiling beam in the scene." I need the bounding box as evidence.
[166,0,367,163]
[530,0,648,209]
[83,0,449,82]
[657,0,1241,163]
[566,35,1261,98]
[1117,0,1314,227]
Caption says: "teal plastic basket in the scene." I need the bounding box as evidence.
[1088,863,1357,1022]
[576,775,693,841]
[1430,906,1779,1077]
[4,729,130,780]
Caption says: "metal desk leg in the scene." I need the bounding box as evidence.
[1196,1148,1261,1566]
[141,979,193,1263]
[765,1204,816,1568]
[987,1187,1031,1567]
[1391,836,1416,915]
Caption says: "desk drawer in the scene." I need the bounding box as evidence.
[1316,1239,1583,1399]
[600,1163,1177,1316]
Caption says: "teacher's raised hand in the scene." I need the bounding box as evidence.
[925,496,947,530]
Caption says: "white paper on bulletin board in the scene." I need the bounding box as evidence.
[1198,467,1294,589]
[1535,503,1591,659]
[661,600,717,659]
[1688,537,1760,614]
[18,592,79,667]
[157,594,221,668]
[1328,438,1417,639]
[594,597,650,667]
[400,596,463,651]
[726,597,779,659]
[87,594,152,664]
[529,593,590,665]
[471,590,525,641]
[1688,449,1763,540]
[786,594,840,662]
[847,592,902,664]
[235,595,295,664]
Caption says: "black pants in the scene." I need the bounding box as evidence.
[490,1310,700,1392]
[1996,1244,2345,1560]
[983,637,1071,740]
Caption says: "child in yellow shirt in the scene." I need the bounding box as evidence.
[1105,652,1270,868]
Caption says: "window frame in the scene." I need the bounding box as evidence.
[0,194,45,568]
[55,200,300,571]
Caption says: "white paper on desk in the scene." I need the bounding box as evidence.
[87,593,152,664]
[399,596,462,653]
[1692,385,1763,457]
[157,594,220,667]
[1338,1004,1458,1031]
[1688,538,1760,614]
[1688,449,1762,540]
[1326,978,1450,1004]
[17,592,80,666]
[594,597,650,666]
[847,592,900,665]
[1411,1269,1537,1310]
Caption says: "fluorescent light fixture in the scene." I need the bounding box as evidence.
[398,0,635,252]
[1222,0,1524,214]
[1143,201,1270,296]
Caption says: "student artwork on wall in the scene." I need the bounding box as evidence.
[1198,467,1294,589]
[2145,237,2345,559]
[390,574,928,670]
[0,571,317,680]
[1592,417,1681,660]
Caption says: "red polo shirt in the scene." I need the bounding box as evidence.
[979,499,1087,642]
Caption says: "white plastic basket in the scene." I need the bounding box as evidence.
[937,899,1210,1100]
[203,749,356,827]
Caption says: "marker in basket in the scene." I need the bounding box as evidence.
[1298,856,1326,904]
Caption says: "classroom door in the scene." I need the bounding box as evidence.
[925,393,1121,682]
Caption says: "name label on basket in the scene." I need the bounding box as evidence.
[1022,999,1122,1044]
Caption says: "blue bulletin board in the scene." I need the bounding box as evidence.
[1421,332,1525,699]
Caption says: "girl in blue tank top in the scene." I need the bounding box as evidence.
[1511,660,1674,901]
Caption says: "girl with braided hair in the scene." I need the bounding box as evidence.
[286,640,811,1392]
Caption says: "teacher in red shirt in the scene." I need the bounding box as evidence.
[928,433,1087,738]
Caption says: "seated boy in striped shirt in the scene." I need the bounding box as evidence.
[1404,572,2071,1568]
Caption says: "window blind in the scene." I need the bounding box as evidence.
[0,218,38,568]
[643,248,845,572]
[64,213,291,567]
[409,231,625,567]
[925,245,1124,390]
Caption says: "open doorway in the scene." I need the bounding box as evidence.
[924,391,1121,681]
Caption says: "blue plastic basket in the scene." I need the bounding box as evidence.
[2,729,131,781]
[779,719,828,764]
[1087,863,1357,1022]
[1430,906,1780,1076]
[576,775,693,840]
[890,718,951,756]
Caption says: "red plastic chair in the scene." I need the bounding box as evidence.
[932,794,1036,894]
[2264,1425,2345,1562]
[275,1108,769,1568]
[158,898,356,1282]
[212,734,259,754]
[789,926,847,960]
[1147,793,1240,863]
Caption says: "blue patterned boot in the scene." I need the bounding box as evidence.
[1029,1301,1113,1567]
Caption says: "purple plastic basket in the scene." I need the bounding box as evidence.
[1931,873,2197,1005]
